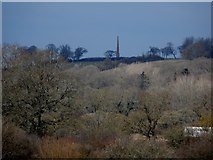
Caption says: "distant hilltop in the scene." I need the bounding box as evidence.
[73,55,164,64]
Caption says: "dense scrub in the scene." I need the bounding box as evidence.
[2,49,212,158]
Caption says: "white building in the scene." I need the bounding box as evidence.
[184,127,212,137]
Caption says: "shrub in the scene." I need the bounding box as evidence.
[97,58,119,71]
[139,71,150,90]
[197,112,213,127]
[104,136,174,158]
[2,120,39,159]
[38,137,90,158]
[176,135,213,158]
[77,112,127,149]
[162,125,185,148]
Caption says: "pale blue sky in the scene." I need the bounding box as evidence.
[3,2,211,57]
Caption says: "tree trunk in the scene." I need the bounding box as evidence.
[37,113,43,137]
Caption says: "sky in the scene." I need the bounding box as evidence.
[2,2,211,57]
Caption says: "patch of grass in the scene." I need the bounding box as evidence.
[38,137,90,158]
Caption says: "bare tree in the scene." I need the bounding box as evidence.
[104,50,116,58]
[130,90,170,139]
[74,47,88,60]
[148,47,161,56]
[161,42,176,59]
[179,37,212,59]
[59,44,74,61]
[46,43,59,62]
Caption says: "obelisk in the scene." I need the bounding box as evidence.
[116,36,120,58]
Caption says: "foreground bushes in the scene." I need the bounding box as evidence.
[176,135,213,158]
[104,136,174,158]
[3,120,212,158]
[2,120,39,159]
[38,137,90,158]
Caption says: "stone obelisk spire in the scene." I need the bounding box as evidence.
[116,36,120,58]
